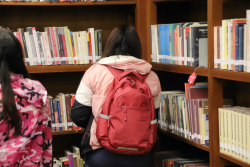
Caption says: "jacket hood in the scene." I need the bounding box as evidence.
[97,55,152,75]
[0,74,47,108]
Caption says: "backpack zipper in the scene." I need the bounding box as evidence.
[122,106,127,121]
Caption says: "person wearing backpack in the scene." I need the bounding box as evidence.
[70,24,161,167]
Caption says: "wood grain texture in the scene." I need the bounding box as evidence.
[27,65,92,73]
[151,63,208,76]
[220,153,250,167]
[52,129,84,135]
[212,69,250,82]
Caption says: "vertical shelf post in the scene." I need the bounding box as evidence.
[135,0,157,62]
[207,0,229,166]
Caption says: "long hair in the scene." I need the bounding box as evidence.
[102,24,142,59]
[0,27,29,136]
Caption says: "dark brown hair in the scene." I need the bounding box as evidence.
[0,27,28,136]
[102,24,142,59]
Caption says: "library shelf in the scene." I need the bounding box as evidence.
[212,69,250,83]
[219,153,250,167]
[151,63,208,76]
[27,64,92,73]
[52,129,84,135]
[152,0,203,3]
[158,128,209,152]
[0,1,136,6]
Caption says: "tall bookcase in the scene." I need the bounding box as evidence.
[1,0,250,166]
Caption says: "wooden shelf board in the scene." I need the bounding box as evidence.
[219,153,250,167]
[151,63,208,76]
[212,69,250,83]
[0,1,136,6]
[153,0,204,2]
[27,64,92,73]
[158,128,209,152]
[52,129,84,135]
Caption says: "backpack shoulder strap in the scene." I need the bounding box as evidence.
[106,66,123,77]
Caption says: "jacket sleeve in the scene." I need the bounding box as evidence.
[70,100,92,128]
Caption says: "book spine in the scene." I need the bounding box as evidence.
[32,28,42,66]
[94,30,99,61]
[82,31,89,64]
[220,26,224,70]
[61,27,68,65]
[51,27,60,65]
[214,27,218,69]
[77,32,84,64]
[244,24,247,72]
[64,27,73,64]
[97,30,102,58]
[88,32,93,64]
[57,100,62,131]
[57,28,65,65]
[68,29,74,64]
[46,27,56,65]
[55,27,63,65]
[49,97,56,131]
[65,95,73,130]
[73,32,79,64]
[70,32,77,64]
[239,27,244,72]
[41,32,52,65]
[235,23,240,71]
[37,32,46,66]
[247,10,250,72]
[223,20,228,70]
[24,32,33,66]
[53,100,60,131]
[217,27,221,69]
[20,29,30,66]
[26,27,37,66]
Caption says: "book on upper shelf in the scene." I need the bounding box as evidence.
[151,22,207,67]
[12,26,102,67]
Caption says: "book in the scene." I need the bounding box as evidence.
[72,146,81,167]
[65,150,74,167]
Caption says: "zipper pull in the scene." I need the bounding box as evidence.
[122,106,127,121]
[107,112,112,128]
[149,128,154,144]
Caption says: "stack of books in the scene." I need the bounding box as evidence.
[53,146,85,167]
[214,9,250,73]
[48,94,82,131]
[151,22,208,67]
[219,107,250,164]
[13,27,102,66]
[158,83,233,146]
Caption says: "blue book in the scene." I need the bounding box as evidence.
[235,22,246,71]
[165,24,170,64]
[57,100,62,131]
[239,27,244,72]
[159,24,164,63]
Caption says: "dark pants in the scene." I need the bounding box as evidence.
[85,148,153,167]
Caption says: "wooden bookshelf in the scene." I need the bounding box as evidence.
[52,129,84,135]
[212,69,250,82]
[158,128,209,152]
[219,153,250,167]
[151,63,208,76]
[0,1,136,6]
[153,0,203,2]
[27,64,92,73]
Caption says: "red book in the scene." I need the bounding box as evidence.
[88,32,93,64]
[50,27,60,65]
[61,30,68,65]
[166,160,174,167]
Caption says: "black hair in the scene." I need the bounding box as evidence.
[102,24,142,59]
[0,27,29,136]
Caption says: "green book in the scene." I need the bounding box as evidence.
[95,30,99,61]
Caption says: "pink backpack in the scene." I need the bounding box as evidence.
[96,66,157,155]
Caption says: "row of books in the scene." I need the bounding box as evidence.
[151,22,208,67]
[53,146,85,167]
[13,27,102,66]
[158,82,233,146]
[219,107,250,164]
[48,94,82,131]
[156,151,209,167]
[214,10,250,72]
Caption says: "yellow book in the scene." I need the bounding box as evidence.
[199,107,204,145]
[227,108,232,155]
[224,108,228,154]
[68,29,74,64]
[242,111,248,162]
[221,108,226,153]
[223,20,228,69]
[246,111,250,163]
[231,110,236,157]
[238,111,243,160]
[219,108,222,153]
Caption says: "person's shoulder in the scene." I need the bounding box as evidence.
[84,63,111,78]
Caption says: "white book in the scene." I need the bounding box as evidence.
[150,25,157,63]
[228,20,233,70]
[58,93,68,130]
[244,24,247,72]
[32,28,42,66]
[184,28,188,66]
[73,32,79,65]
[88,28,96,63]
[39,32,47,66]
[214,27,218,69]
[41,32,52,65]
[81,31,89,64]
[24,32,34,66]
[77,32,84,64]
[220,27,224,69]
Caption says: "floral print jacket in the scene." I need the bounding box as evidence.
[0,74,52,167]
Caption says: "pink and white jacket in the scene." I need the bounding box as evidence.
[0,74,52,167]
[71,56,161,155]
